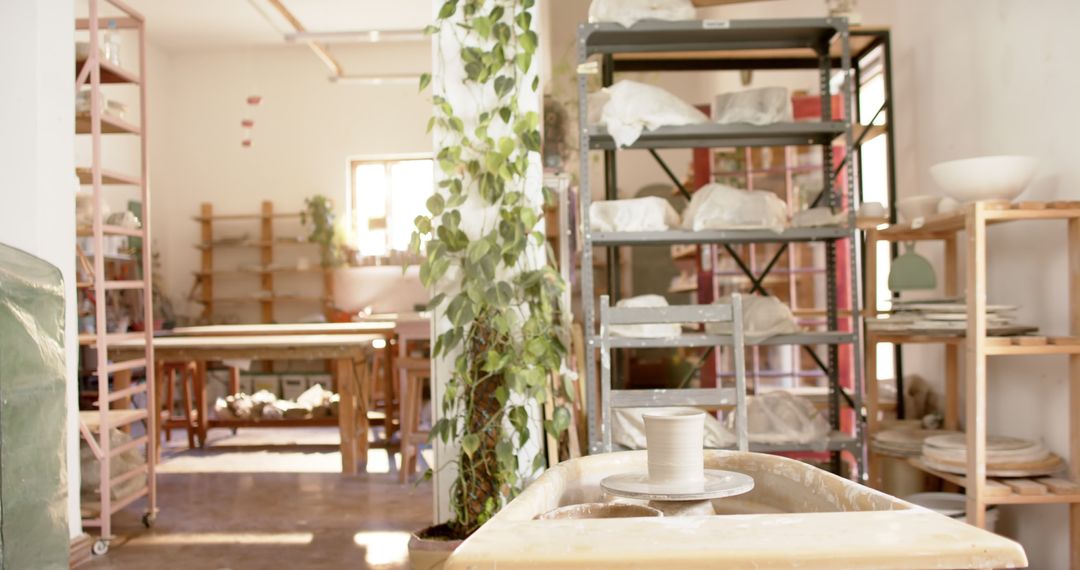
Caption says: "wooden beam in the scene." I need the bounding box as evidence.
[265,0,343,77]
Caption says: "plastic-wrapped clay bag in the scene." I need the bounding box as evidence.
[590,196,680,232]
[596,80,709,147]
[726,391,830,445]
[613,407,735,450]
[713,87,794,125]
[791,207,846,228]
[607,294,682,338]
[588,0,697,28]
[706,294,799,342]
[681,183,788,233]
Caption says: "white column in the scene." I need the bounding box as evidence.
[429,0,546,523]
[0,0,79,538]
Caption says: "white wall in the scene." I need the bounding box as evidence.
[0,0,80,539]
[148,42,432,322]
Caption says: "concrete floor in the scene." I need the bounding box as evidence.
[86,428,433,570]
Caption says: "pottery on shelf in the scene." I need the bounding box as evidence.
[896,195,940,222]
[930,155,1038,202]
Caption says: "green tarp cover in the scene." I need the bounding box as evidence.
[0,243,70,569]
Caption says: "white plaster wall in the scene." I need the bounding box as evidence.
[148,43,432,322]
[0,0,80,539]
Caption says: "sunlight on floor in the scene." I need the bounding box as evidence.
[353,531,411,566]
[158,448,392,474]
[128,532,314,546]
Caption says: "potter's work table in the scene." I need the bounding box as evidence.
[164,321,396,337]
[446,451,1026,570]
[111,334,381,474]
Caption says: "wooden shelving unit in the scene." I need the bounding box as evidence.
[74,0,157,555]
[865,200,1080,567]
[193,200,333,323]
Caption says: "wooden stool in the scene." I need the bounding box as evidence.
[159,361,198,451]
[369,345,397,442]
[398,357,431,483]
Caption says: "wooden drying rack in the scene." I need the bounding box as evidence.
[192,200,334,323]
[864,200,1080,568]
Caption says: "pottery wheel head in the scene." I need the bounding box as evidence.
[600,469,754,502]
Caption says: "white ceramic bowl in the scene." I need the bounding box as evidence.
[896,196,940,222]
[930,155,1038,202]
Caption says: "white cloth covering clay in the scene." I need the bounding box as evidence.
[607,294,683,339]
[613,406,736,451]
[706,294,800,343]
[589,196,681,232]
[681,183,789,233]
[713,86,794,126]
[595,80,709,147]
[588,0,697,28]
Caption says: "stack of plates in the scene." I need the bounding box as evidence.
[921,434,1063,477]
[867,297,1039,335]
[872,428,956,458]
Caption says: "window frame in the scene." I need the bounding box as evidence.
[346,153,434,257]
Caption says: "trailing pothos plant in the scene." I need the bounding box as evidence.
[411,0,572,540]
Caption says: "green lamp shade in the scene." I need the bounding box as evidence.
[888,242,937,291]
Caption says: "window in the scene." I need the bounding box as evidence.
[349,157,434,257]
[855,48,895,381]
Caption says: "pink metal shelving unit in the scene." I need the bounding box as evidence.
[75,0,156,556]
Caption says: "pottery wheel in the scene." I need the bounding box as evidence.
[600,469,754,502]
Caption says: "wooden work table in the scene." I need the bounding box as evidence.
[112,333,382,474]
[165,321,396,337]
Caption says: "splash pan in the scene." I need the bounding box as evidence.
[445,451,1026,570]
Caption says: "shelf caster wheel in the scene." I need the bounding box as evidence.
[92,539,109,556]
[142,512,156,528]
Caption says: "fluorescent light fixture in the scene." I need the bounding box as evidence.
[285,30,427,43]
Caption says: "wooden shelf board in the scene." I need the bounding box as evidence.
[192,213,303,222]
[75,112,140,135]
[81,485,149,521]
[612,32,878,65]
[80,409,148,431]
[194,239,314,250]
[196,296,328,304]
[869,331,1080,354]
[192,267,325,277]
[76,57,140,84]
[78,332,144,346]
[877,201,1080,241]
[908,458,1080,505]
[75,167,140,186]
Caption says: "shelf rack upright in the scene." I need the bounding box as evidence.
[577,18,866,477]
[75,0,156,555]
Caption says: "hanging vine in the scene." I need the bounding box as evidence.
[412,0,571,538]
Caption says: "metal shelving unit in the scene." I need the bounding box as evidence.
[75,0,156,556]
[577,18,865,477]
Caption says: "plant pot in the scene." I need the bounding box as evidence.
[408,524,463,570]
